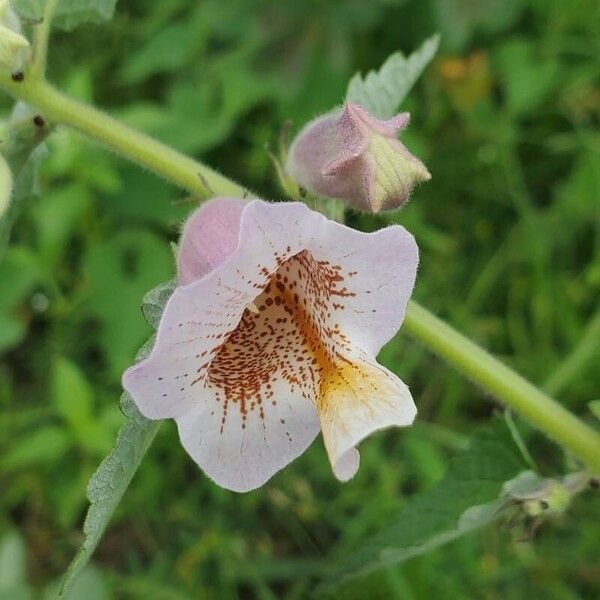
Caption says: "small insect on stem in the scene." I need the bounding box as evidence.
[33,115,45,128]
[11,71,24,82]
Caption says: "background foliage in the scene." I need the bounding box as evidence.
[1,0,599,598]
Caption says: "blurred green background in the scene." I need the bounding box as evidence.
[1,0,599,598]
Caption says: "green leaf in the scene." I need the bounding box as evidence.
[83,230,173,377]
[59,279,174,598]
[432,0,526,50]
[1,426,70,470]
[52,356,114,455]
[120,10,209,84]
[494,38,560,116]
[120,52,277,155]
[346,35,440,119]
[45,567,109,600]
[0,103,49,262]
[141,278,176,329]
[0,531,28,590]
[13,0,118,31]
[316,419,531,597]
[52,357,94,426]
[33,184,94,269]
[0,247,40,352]
[0,146,45,261]
[59,394,160,597]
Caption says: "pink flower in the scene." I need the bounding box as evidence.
[286,102,431,213]
[122,198,418,492]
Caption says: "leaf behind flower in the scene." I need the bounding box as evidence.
[59,279,174,597]
[315,418,535,597]
[13,0,118,31]
[346,34,440,119]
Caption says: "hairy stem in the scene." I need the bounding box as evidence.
[1,74,598,473]
[0,75,247,198]
[29,0,60,78]
[403,301,600,473]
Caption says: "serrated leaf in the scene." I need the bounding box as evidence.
[141,278,176,329]
[59,278,174,597]
[316,419,531,596]
[59,392,160,597]
[346,35,440,119]
[13,0,117,31]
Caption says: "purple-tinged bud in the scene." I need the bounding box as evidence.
[176,197,245,285]
[286,102,431,213]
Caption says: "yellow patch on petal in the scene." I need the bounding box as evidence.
[190,244,413,475]
[318,358,415,480]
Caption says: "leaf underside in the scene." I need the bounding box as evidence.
[13,0,118,31]
[59,280,175,597]
[0,139,48,263]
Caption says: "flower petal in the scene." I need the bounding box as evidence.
[318,356,416,481]
[302,220,418,356]
[124,200,325,421]
[124,200,327,490]
[175,377,320,492]
[123,199,419,491]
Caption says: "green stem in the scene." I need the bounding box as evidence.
[543,308,600,397]
[1,73,598,473]
[403,301,600,473]
[0,75,247,198]
[29,0,60,78]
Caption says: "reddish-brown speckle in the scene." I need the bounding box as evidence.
[198,250,358,433]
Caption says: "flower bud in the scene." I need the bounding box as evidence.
[286,102,431,213]
[0,1,31,74]
[176,197,245,285]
